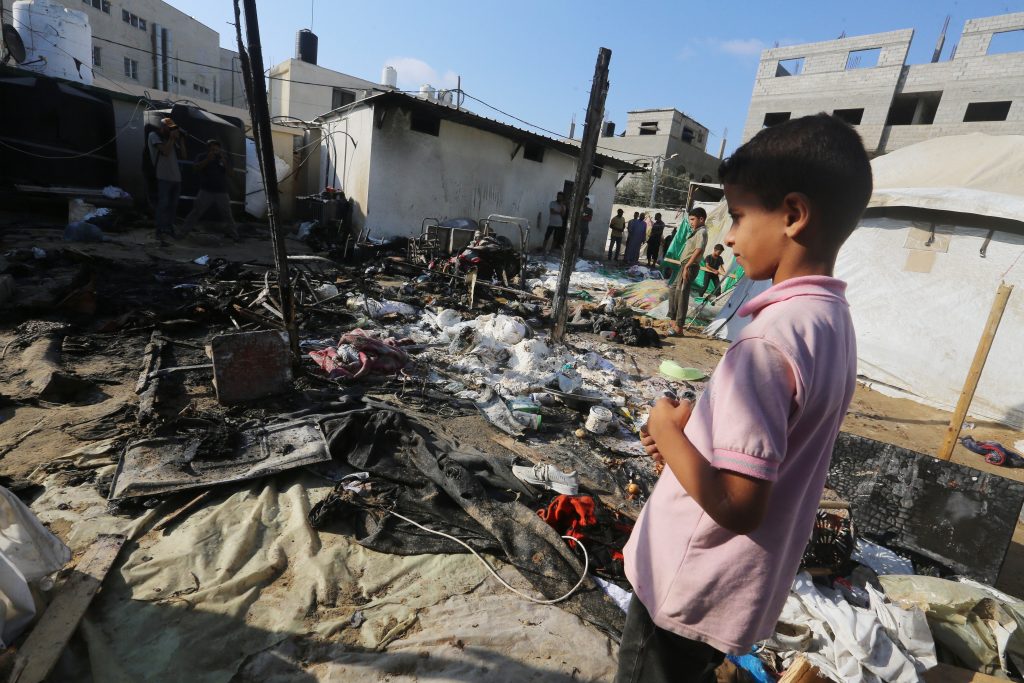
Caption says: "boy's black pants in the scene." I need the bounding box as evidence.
[615,595,724,683]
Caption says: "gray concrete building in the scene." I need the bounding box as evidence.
[742,12,1024,156]
[597,108,722,181]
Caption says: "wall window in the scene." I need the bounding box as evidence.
[523,143,544,162]
[139,19,146,31]
[833,108,864,125]
[846,47,881,70]
[886,92,942,125]
[762,111,791,127]
[638,121,659,135]
[123,57,138,80]
[92,46,101,67]
[331,88,355,110]
[121,8,129,21]
[410,110,440,136]
[963,101,1012,122]
[775,57,804,77]
[682,126,695,143]
[987,29,1024,55]
[87,0,109,13]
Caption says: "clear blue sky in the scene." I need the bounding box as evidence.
[178,0,1023,155]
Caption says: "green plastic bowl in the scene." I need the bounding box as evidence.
[659,360,706,382]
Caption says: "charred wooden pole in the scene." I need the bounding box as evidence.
[235,0,300,362]
[552,48,611,343]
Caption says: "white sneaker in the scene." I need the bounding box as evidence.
[512,463,579,495]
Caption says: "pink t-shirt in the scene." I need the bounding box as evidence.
[624,275,857,654]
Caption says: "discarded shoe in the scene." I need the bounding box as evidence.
[512,463,579,495]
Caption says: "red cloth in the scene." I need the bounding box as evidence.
[307,329,410,380]
[537,495,597,542]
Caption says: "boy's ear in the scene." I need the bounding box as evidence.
[782,192,812,238]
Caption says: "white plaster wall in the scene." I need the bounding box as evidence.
[320,107,376,225]
[350,107,618,256]
[269,59,383,123]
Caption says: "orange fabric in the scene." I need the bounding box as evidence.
[537,495,597,541]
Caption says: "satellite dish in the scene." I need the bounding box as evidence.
[2,24,26,65]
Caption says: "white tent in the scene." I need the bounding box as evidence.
[710,133,1024,429]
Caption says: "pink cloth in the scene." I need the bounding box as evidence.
[624,275,857,654]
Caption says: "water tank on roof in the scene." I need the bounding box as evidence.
[296,29,318,65]
[419,84,435,101]
[12,0,93,85]
[603,121,616,137]
[381,65,397,88]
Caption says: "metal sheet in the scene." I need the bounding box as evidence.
[110,419,329,499]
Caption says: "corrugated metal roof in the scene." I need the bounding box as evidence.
[316,91,645,173]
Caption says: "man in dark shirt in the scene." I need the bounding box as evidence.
[179,139,239,240]
[579,196,594,253]
[700,243,727,297]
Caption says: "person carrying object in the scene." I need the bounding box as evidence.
[699,244,727,298]
[616,113,871,683]
[666,207,708,335]
[179,139,239,242]
[148,117,187,246]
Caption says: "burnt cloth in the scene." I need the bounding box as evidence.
[308,398,625,637]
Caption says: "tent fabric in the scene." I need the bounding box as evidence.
[870,134,1024,204]
[836,216,1024,428]
[29,442,620,682]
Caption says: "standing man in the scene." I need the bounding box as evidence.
[542,191,567,256]
[579,196,594,254]
[148,117,186,246]
[624,211,646,265]
[179,139,239,241]
[646,213,666,267]
[667,207,709,335]
[607,208,626,261]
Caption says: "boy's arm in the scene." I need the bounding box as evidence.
[645,338,797,535]
[646,400,772,535]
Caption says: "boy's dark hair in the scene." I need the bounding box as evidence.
[718,113,872,240]
[655,212,662,220]
[617,208,624,214]
[689,207,707,219]
[713,243,724,251]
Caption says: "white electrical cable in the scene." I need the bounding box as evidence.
[386,508,589,605]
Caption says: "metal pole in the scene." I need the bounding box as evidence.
[648,156,660,207]
[552,47,611,343]
[235,0,300,363]
[936,282,1013,460]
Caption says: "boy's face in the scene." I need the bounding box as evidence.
[723,184,790,281]
[688,215,704,229]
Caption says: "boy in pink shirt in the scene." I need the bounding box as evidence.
[616,114,873,683]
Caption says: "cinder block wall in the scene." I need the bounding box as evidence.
[740,12,1024,156]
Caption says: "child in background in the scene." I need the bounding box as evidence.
[616,113,872,683]
[700,244,727,298]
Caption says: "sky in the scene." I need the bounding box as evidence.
[176,0,1024,155]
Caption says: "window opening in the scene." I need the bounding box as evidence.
[762,111,791,127]
[846,48,881,70]
[963,101,1011,122]
[775,57,804,76]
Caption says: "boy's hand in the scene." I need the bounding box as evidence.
[649,396,692,433]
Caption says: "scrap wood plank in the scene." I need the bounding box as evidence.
[8,534,126,683]
[778,657,830,683]
[922,664,1006,682]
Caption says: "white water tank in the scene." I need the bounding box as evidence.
[419,84,435,101]
[437,90,454,107]
[381,65,397,88]
[12,0,93,85]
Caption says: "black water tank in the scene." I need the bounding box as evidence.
[296,29,318,65]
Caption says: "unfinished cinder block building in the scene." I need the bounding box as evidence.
[741,12,1024,156]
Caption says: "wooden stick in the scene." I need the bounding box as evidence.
[9,534,126,683]
[153,490,214,532]
[937,282,1013,461]
[778,657,829,683]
